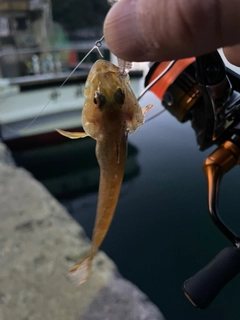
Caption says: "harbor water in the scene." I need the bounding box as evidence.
[60,109,240,320]
[13,91,240,320]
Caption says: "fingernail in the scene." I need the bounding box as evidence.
[104,0,146,61]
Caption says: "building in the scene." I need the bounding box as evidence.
[0,0,53,77]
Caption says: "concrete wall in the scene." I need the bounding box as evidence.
[0,142,165,320]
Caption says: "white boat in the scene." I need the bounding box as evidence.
[0,46,143,150]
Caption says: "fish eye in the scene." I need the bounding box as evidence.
[94,92,106,109]
[114,88,125,105]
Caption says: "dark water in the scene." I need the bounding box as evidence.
[62,111,240,320]
[13,108,240,320]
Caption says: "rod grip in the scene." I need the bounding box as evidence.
[183,247,240,309]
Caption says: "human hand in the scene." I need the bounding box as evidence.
[104,0,240,66]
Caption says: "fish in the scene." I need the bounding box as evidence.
[56,59,153,285]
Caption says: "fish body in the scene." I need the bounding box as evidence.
[56,59,153,284]
[82,59,146,138]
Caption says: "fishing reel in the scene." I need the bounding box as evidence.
[145,51,240,308]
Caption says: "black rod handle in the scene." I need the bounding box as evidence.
[183,247,240,309]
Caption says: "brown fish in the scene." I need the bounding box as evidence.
[57,59,153,284]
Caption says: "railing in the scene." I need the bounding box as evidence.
[0,0,28,11]
[0,0,47,11]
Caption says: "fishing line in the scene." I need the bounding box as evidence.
[2,38,174,137]
[138,60,175,101]
[137,60,176,123]
[1,36,105,136]
[21,36,105,132]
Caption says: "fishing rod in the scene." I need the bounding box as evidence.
[144,50,240,309]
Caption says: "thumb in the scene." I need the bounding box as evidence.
[104,0,240,62]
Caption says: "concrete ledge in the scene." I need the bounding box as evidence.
[81,274,164,320]
[0,143,165,320]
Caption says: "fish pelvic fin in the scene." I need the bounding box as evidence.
[68,254,92,286]
[56,129,88,139]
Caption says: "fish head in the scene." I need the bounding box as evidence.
[85,59,127,107]
[82,59,143,139]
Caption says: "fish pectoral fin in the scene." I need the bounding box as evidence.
[142,104,154,116]
[56,129,88,139]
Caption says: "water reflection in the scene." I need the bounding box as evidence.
[13,138,140,199]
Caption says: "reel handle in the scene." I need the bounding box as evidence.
[183,247,240,309]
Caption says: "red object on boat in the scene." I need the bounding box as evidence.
[68,50,78,66]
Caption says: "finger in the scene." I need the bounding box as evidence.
[104,0,240,62]
[223,45,240,66]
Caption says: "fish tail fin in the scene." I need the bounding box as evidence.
[68,254,93,286]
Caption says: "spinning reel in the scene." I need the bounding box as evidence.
[145,51,240,308]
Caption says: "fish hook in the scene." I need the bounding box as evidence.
[94,35,105,58]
